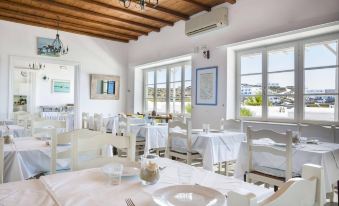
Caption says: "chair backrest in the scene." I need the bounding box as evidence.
[227,164,325,206]
[71,133,136,171]
[224,119,243,132]
[82,112,89,129]
[298,123,336,143]
[93,113,103,131]
[247,126,293,180]
[32,120,66,136]
[13,111,32,128]
[0,137,3,184]
[166,120,193,153]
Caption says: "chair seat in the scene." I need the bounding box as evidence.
[252,166,300,180]
[170,148,199,155]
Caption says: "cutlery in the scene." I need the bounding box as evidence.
[125,198,135,206]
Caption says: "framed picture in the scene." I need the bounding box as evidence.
[196,66,218,105]
[90,74,120,100]
[52,80,71,93]
[37,37,59,57]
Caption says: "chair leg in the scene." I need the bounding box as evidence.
[218,163,221,173]
[224,162,228,176]
[337,180,339,204]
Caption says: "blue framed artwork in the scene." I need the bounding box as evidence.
[52,80,71,93]
[196,66,218,105]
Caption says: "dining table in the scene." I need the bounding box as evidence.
[0,124,27,137]
[4,137,70,183]
[0,158,273,206]
[172,130,246,171]
[234,138,339,194]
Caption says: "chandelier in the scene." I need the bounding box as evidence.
[50,16,69,56]
[28,62,45,71]
[119,0,159,10]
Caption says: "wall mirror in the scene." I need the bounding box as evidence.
[90,74,120,100]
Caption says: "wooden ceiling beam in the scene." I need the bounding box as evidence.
[6,0,147,36]
[0,1,139,39]
[35,0,160,32]
[181,0,211,12]
[130,0,189,20]
[0,15,129,43]
[82,0,174,26]
[0,9,130,42]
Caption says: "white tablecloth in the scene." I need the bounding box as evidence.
[138,125,168,153]
[172,130,246,171]
[234,139,339,193]
[0,180,57,206]
[0,125,27,137]
[4,137,70,183]
[39,158,272,206]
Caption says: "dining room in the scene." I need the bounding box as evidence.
[0,0,339,205]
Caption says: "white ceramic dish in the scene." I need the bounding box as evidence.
[152,185,225,206]
[102,164,140,177]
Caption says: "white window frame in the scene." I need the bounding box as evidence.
[143,61,191,115]
[236,32,339,124]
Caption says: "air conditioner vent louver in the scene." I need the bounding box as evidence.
[185,7,228,36]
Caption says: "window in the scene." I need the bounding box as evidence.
[237,33,339,123]
[143,61,192,115]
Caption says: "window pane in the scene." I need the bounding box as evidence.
[185,81,191,97]
[170,66,181,82]
[268,47,294,72]
[268,95,294,119]
[241,53,262,75]
[169,82,182,99]
[305,41,337,68]
[240,96,262,118]
[145,84,154,98]
[156,68,167,84]
[185,98,192,115]
[145,99,154,112]
[156,83,166,99]
[304,68,337,94]
[241,75,262,96]
[185,64,192,81]
[146,71,154,84]
[156,99,166,113]
[268,72,295,95]
[169,98,182,114]
[304,95,337,121]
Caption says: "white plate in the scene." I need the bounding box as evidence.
[152,185,225,206]
[122,167,140,177]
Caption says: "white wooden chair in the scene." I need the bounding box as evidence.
[165,120,201,165]
[246,126,294,191]
[0,137,4,184]
[71,132,136,171]
[93,113,104,132]
[228,164,325,206]
[31,120,67,137]
[13,111,32,129]
[298,123,336,143]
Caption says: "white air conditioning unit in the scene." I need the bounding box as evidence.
[185,7,228,36]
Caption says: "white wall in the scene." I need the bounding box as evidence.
[0,20,128,121]
[35,64,75,108]
[127,0,339,128]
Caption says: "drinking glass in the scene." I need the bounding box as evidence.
[178,166,193,185]
[107,164,124,185]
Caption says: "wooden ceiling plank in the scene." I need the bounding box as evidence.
[0,8,131,41]
[181,0,211,11]
[82,0,174,25]
[226,0,237,4]
[36,0,160,32]
[6,0,147,35]
[0,15,129,43]
[0,1,138,39]
[130,0,189,20]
